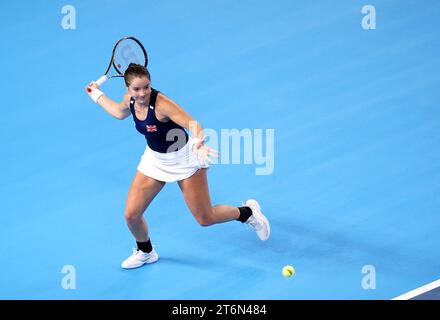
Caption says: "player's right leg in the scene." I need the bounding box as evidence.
[121,170,165,269]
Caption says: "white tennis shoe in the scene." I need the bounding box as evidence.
[121,248,159,269]
[244,199,270,241]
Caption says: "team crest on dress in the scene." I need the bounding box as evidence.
[146,125,157,132]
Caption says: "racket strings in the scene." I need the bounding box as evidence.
[114,39,147,74]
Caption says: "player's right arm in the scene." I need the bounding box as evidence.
[86,82,131,120]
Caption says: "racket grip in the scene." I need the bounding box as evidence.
[95,75,108,87]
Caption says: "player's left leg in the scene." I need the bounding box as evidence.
[177,168,239,226]
[177,169,270,240]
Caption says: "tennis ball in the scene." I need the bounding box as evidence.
[282,265,295,277]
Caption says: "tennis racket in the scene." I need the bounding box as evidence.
[87,36,148,92]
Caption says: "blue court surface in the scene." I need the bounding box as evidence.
[1,0,439,300]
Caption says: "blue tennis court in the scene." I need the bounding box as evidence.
[1,0,439,300]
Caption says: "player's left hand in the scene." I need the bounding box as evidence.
[192,137,219,166]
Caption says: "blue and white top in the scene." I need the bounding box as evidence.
[129,88,189,153]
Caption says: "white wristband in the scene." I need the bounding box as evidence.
[90,88,104,103]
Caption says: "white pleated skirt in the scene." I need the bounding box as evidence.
[137,137,209,182]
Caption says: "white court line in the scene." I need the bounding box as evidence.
[392,279,440,300]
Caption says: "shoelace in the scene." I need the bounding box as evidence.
[242,201,257,228]
[131,247,156,256]
[246,216,264,233]
[247,217,258,228]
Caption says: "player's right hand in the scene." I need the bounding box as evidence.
[85,81,99,94]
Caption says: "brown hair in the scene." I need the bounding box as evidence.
[124,63,151,86]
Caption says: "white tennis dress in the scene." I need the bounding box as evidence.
[129,88,209,182]
[137,137,209,182]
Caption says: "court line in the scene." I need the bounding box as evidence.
[392,279,440,300]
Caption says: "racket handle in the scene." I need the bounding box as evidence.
[95,75,108,87]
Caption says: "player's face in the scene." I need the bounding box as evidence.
[128,76,151,104]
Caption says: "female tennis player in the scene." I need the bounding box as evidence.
[85,63,270,269]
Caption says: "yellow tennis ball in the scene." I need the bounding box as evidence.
[282,265,295,277]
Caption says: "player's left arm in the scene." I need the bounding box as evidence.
[156,94,205,140]
[157,94,219,163]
